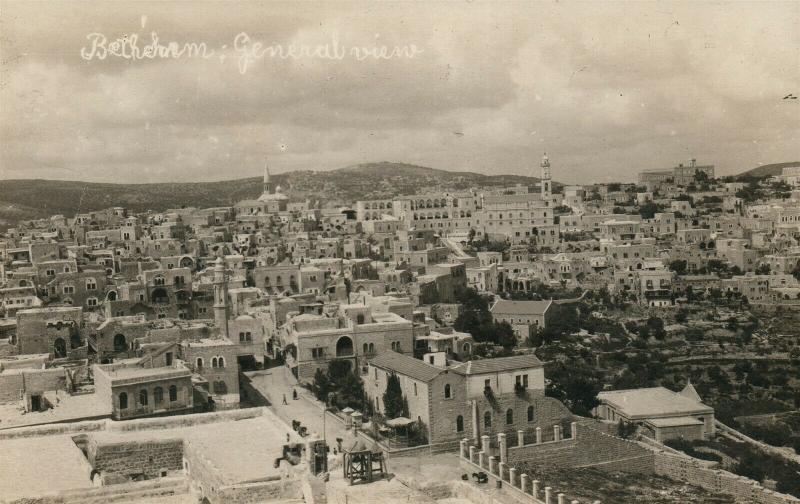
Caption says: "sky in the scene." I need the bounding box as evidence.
[1,1,798,184]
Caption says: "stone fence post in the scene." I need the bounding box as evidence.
[460,439,467,458]
[498,432,508,463]
[532,479,540,498]
[517,429,525,446]
[489,456,497,475]
[535,427,542,444]
[544,486,552,504]
[557,494,566,504]
[571,422,578,439]
[498,461,506,481]
[478,451,485,469]
[469,445,476,464]
[481,434,491,455]
[554,424,562,442]
[520,473,530,493]
[509,467,517,486]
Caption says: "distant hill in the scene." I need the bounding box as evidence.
[735,161,800,180]
[0,162,547,229]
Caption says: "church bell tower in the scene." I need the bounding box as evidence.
[540,153,551,199]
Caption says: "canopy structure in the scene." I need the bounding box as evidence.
[384,417,414,446]
[342,438,385,485]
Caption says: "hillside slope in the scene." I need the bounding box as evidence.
[736,161,800,180]
[0,162,544,229]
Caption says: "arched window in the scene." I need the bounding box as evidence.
[218,356,225,368]
[506,408,514,425]
[119,392,128,409]
[70,333,81,349]
[212,357,218,368]
[444,384,451,399]
[196,357,203,369]
[484,411,492,428]
[527,406,534,422]
[456,415,464,432]
[368,343,374,353]
[336,336,354,357]
[363,343,369,354]
[169,385,178,402]
[154,387,164,405]
[139,389,148,406]
[113,334,127,352]
[356,314,365,325]
[53,337,67,358]
[214,381,228,394]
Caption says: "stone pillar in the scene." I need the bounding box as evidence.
[544,486,552,504]
[520,473,530,494]
[532,480,540,497]
[509,467,517,487]
[478,451,485,469]
[481,434,491,455]
[498,461,506,480]
[471,400,480,440]
[554,424,561,442]
[572,501,580,504]
[517,429,525,446]
[535,427,542,444]
[558,494,566,504]
[571,422,578,439]
[498,432,508,463]
[460,439,467,458]
[488,456,497,475]
[469,445,476,464]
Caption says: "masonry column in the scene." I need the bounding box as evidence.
[489,456,497,475]
[498,461,506,481]
[557,494,566,504]
[498,432,507,463]
[520,473,530,494]
[460,439,467,458]
[478,451,486,470]
[532,480,540,498]
[469,445,476,464]
[517,429,525,447]
[471,400,480,440]
[553,424,562,442]
[509,467,517,487]
[481,435,491,456]
[544,486,552,504]
[535,427,542,444]
[571,422,577,439]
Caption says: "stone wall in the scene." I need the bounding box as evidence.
[88,437,184,479]
[0,373,23,403]
[510,422,653,473]
[653,451,800,504]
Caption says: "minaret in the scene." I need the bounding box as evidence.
[540,153,551,199]
[263,161,273,196]
[213,257,229,338]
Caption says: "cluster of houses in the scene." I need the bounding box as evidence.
[0,157,797,448]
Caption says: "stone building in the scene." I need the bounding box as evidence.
[280,303,414,382]
[365,353,573,445]
[93,359,194,420]
[181,338,240,407]
[595,384,715,442]
[16,306,84,358]
[489,299,553,340]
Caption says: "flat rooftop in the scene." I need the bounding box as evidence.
[0,435,94,500]
[0,391,110,430]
